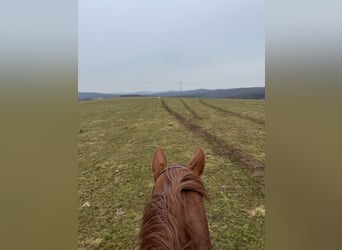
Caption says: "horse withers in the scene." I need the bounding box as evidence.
[140,147,211,249]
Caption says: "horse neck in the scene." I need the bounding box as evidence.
[182,191,212,249]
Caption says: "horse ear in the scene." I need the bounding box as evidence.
[152,148,167,179]
[189,147,205,176]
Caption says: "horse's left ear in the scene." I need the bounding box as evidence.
[189,147,205,176]
[152,148,167,180]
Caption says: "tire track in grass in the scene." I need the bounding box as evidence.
[161,99,265,192]
[199,98,265,126]
[179,99,202,120]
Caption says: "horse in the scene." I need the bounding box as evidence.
[139,147,212,249]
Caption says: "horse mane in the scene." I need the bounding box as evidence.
[139,165,208,250]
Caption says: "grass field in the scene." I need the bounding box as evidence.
[78,97,265,249]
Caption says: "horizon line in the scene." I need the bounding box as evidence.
[78,86,265,94]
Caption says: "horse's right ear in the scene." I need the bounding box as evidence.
[152,148,167,180]
[189,147,205,176]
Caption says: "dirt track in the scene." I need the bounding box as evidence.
[199,99,265,126]
[161,99,265,192]
[179,99,202,120]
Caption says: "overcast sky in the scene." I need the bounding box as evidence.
[78,0,264,93]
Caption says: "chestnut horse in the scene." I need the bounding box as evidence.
[140,147,211,249]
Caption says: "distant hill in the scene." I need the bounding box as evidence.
[150,87,265,99]
[78,92,119,100]
[78,87,265,100]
